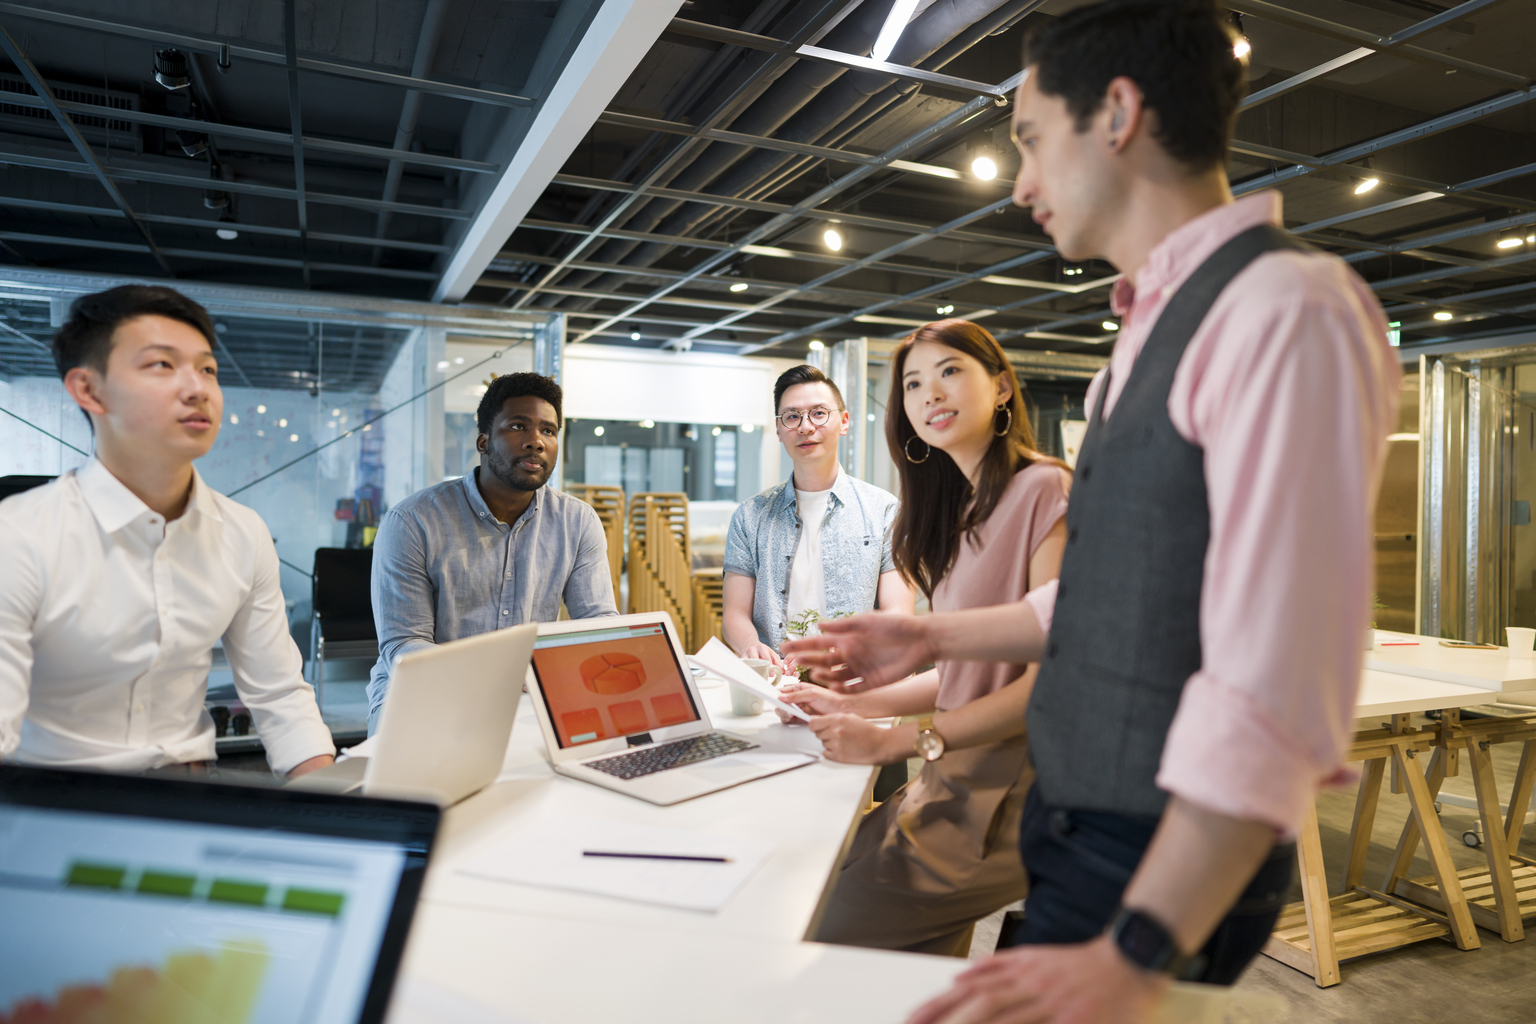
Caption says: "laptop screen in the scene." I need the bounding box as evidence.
[0,767,438,1024]
[531,621,702,748]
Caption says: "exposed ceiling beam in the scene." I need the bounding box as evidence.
[1228,0,1528,87]
[663,18,1012,98]
[434,0,688,302]
[0,3,535,108]
[283,0,310,286]
[0,91,497,175]
[0,21,172,274]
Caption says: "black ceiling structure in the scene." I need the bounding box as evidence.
[475,0,1536,358]
[0,0,1532,364]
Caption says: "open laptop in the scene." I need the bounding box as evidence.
[0,764,438,1024]
[290,624,536,806]
[526,613,816,805]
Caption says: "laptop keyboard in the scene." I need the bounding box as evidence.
[585,733,758,781]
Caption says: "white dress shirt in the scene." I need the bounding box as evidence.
[0,459,335,774]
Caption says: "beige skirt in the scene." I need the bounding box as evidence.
[811,734,1034,954]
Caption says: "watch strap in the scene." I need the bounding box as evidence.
[1109,907,1202,979]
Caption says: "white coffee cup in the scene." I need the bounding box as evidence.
[730,659,784,716]
[1507,626,1536,656]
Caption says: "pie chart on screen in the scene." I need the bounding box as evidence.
[580,652,646,694]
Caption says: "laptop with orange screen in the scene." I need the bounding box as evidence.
[526,613,815,805]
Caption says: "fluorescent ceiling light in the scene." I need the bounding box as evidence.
[730,282,749,292]
[741,244,796,258]
[1387,433,1420,442]
[1497,237,1523,249]
[1101,321,1119,332]
[215,227,239,240]
[855,314,927,326]
[890,159,961,180]
[871,0,923,63]
[1354,178,1380,195]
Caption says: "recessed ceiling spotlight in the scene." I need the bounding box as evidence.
[594,426,605,436]
[823,228,843,252]
[256,405,266,414]
[808,339,825,351]
[436,360,450,370]
[712,426,722,436]
[1354,177,1380,195]
[730,282,748,292]
[215,227,239,241]
[1433,311,1454,321]
[971,155,998,181]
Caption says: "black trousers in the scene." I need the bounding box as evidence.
[1003,786,1293,984]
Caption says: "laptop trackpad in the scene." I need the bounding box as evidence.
[285,755,368,793]
[685,749,812,782]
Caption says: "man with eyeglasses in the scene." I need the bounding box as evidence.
[722,365,912,677]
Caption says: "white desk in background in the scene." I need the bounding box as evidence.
[1265,659,1536,987]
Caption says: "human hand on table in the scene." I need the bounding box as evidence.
[780,612,935,692]
[904,935,1166,1024]
[808,713,907,764]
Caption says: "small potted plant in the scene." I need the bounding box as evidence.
[784,609,852,680]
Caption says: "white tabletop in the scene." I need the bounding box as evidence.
[418,679,876,943]
[1352,668,1535,720]
[1367,631,1536,693]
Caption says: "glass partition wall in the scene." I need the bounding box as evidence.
[1416,346,1536,642]
[0,269,560,720]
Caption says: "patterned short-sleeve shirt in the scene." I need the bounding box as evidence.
[723,468,899,653]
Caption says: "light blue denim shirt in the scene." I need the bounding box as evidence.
[723,468,898,654]
[366,470,618,730]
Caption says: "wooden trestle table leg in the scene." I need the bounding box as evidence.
[1507,740,1536,854]
[1394,743,1480,950]
[1345,758,1386,890]
[1295,801,1341,987]
[1381,745,1447,896]
[1464,735,1524,941]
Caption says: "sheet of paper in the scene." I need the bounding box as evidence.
[389,978,546,1024]
[690,637,812,721]
[456,817,773,913]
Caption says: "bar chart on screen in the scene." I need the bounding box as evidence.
[0,805,408,1024]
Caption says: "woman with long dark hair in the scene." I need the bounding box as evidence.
[781,318,1069,955]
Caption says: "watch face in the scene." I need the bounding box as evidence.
[916,730,944,762]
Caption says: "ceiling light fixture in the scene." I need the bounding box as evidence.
[215,227,239,241]
[741,424,754,433]
[1233,37,1251,60]
[1497,236,1524,249]
[936,303,955,316]
[712,426,722,437]
[594,426,604,437]
[630,331,641,341]
[153,48,191,90]
[808,340,825,351]
[730,282,748,292]
[1433,311,1454,321]
[1355,177,1380,195]
[1102,321,1120,332]
[871,0,923,62]
[823,228,843,252]
[971,155,998,181]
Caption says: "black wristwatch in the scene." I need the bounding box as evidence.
[1108,907,1201,979]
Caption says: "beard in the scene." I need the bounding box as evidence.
[485,444,549,492]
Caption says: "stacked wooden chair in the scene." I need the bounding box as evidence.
[564,483,625,599]
[627,493,692,642]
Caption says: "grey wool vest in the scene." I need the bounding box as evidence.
[1026,223,1310,816]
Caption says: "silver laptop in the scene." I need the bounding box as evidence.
[289,624,537,806]
[526,613,815,805]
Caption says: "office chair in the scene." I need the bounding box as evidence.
[309,547,378,706]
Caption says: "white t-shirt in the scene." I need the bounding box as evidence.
[785,483,833,631]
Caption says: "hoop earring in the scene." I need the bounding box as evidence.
[994,404,1013,437]
[904,435,930,464]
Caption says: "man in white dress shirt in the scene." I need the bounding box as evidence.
[0,285,335,777]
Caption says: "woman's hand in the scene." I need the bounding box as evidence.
[809,714,909,764]
[737,641,784,668]
[779,680,855,717]
[781,612,936,691]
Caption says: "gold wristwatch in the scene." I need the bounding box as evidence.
[915,714,946,762]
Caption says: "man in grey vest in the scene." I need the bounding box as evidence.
[785,2,1399,1020]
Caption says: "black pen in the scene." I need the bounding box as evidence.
[582,850,733,863]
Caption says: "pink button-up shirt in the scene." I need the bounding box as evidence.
[1025,191,1399,835]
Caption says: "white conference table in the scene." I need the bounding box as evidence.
[387,672,1245,1024]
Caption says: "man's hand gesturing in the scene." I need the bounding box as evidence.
[780,613,936,692]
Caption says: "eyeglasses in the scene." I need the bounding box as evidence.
[777,406,834,430]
